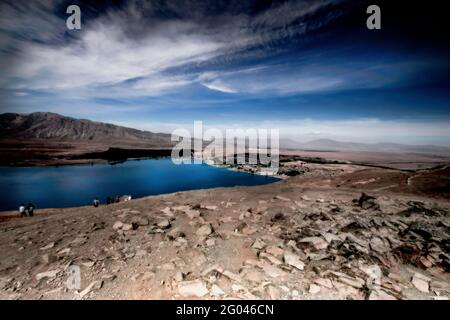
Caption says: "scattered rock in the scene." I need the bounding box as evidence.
[398,201,441,217]
[309,284,321,294]
[157,219,171,229]
[159,262,176,270]
[101,274,117,282]
[368,289,397,300]
[174,271,184,282]
[196,224,213,237]
[79,280,103,298]
[167,228,185,240]
[40,242,55,251]
[81,260,95,268]
[57,248,71,255]
[141,271,155,281]
[337,274,365,289]
[178,280,209,297]
[275,196,291,202]
[408,222,433,240]
[161,207,173,215]
[136,249,148,257]
[356,193,380,210]
[205,238,216,247]
[112,221,123,230]
[121,223,135,231]
[411,272,430,293]
[261,263,286,278]
[210,284,225,296]
[283,251,305,271]
[36,269,60,281]
[299,237,328,250]
[234,222,247,233]
[271,212,285,222]
[267,286,281,299]
[91,221,105,231]
[242,226,258,235]
[185,209,201,219]
[131,216,149,226]
[315,278,333,289]
[222,270,242,282]
[419,256,433,269]
[251,238,266,250]
[201,264,224,277]
[322,232,341,243]
[243,269,264,283]
[231,283,247,293]
[174,237,188,247]
[265,246,284,258]
[260,252,283,265]
[70,236,88,247]
[370,237,390,253]
[41,254,57,265]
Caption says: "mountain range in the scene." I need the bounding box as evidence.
[1,112,450,155]
[0,112,173,147]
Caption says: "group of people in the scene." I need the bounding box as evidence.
[106,195,121,205]
[17,195,133,214]
[18,203,35,217]
[92,195,132,207]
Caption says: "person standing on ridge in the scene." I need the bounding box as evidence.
[19,204,26,217]
[26,203,34,217]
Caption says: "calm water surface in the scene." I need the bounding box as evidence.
[0,158,279,211]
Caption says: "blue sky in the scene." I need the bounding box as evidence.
[1,0,449,145]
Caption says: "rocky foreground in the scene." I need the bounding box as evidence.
[0,163,449,300]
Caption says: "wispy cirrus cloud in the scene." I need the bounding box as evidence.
[1,0,436,99]
[0,0,345,96]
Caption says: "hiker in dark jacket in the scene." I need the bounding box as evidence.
[106,196,112,205]
[26,203,35,217]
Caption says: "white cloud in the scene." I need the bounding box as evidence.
[1,0,343,97]
[202,80,237,93]
[11,22,223,93]
[13,91,28,97]
[193,59,434,96]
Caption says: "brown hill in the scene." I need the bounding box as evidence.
[0,112,176,166]
[0,112,172,145]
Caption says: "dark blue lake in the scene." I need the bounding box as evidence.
[0,158,279,211]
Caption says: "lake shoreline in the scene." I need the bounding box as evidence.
[0,179,283,217]
[0,158,281,213]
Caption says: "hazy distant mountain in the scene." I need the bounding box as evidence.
[2,113,449,155]
[281,138,450,155]
[0,112,173,146]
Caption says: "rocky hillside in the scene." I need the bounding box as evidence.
[0,162,449,300]
[0,112,172,144]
